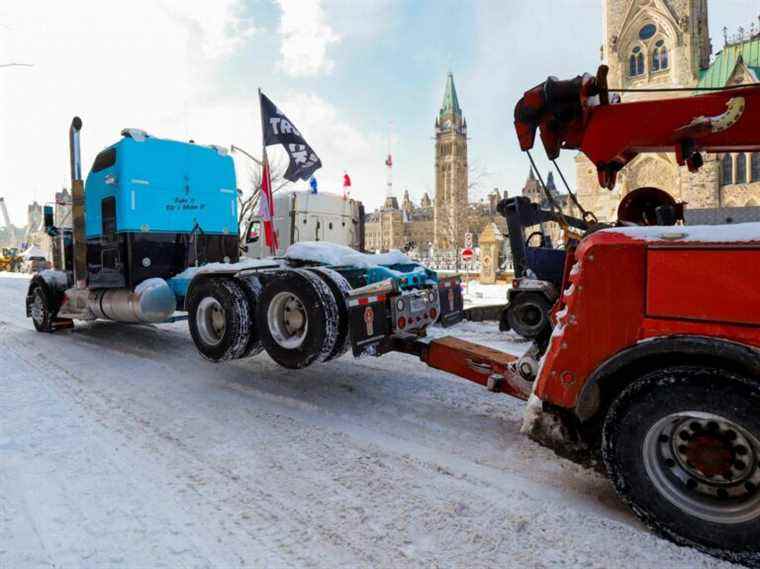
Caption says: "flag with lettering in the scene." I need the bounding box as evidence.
[259,91,322,182]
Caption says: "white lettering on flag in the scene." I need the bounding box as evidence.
[269,117,302,138]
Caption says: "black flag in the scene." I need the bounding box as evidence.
[259,91,322,182]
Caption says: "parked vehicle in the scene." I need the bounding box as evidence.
[27,118,464,369]
[243,191,364,258]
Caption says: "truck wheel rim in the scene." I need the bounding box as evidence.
[514,302,544,332]
[31,291,46,325]
[643,411,760,524]
[196,297,226,347]
[267,291,308,350]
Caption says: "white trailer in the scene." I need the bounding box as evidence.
[243,191,364,258]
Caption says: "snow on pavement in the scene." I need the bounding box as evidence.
[0,275,737,568]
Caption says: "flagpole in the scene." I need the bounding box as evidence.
[259,88,277,257]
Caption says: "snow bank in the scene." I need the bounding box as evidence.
[172,258,280,280]
[604,222,760,243]
[462,280,510,307]
[0,271,32,280]
[285,242,411,268]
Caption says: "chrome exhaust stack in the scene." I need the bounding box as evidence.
[69,116,87,289]
[88,279,177,323]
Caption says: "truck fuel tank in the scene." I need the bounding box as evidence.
[88,278,176,323]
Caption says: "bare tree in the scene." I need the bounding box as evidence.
[236,152,293,237]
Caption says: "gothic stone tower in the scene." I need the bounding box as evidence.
[577,0,714,220]
[434,72,468,251]
[603,0,710,92]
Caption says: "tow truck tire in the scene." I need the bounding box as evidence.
[257,269,338,369]
[29,285,55,333]
[506,292,552,339]
[602,366,760,567]
[187,278,252,362]
[307,267,351,362]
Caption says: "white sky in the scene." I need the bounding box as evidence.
[0,0,756,225]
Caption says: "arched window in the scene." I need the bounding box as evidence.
[652,41,669,72]
[736,153,747,184]
[751,152,760,182]
[629,47,645,76]
[660,46,669,69]
[721,154,733,186]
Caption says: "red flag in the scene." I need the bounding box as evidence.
[342,172,352,200]
[385,154,392,167]
[259,150,279,252]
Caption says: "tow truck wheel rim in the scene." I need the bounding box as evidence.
[512,301,545,332]
[267,291,309,350]
[196,296,227,347]
[643,411,760,525]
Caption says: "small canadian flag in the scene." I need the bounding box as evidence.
[342,172,352,199]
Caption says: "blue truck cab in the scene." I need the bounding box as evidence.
[29,119,463,370]
[83,130,239,289]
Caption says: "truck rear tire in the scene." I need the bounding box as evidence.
[307,267,351,362]
[30,285,55,333]
[506,292,552,339]
[257,269,338,369]
[237,275,265,358]
[602,366,760,567]
[188,278,252,362]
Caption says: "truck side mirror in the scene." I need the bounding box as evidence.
[245,220,261,244]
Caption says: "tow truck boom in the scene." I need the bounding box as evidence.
[514,65,760,188]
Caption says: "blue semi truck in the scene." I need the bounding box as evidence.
[27,117,463,368]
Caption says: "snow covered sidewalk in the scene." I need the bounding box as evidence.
[0,275,738,568]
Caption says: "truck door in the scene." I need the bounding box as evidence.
[96,196,126,287]
[308,214,324,241]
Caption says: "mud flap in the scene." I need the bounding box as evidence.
[437,276,464,327]
[348,295,391,357]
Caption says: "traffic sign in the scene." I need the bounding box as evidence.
[461,247,474,261]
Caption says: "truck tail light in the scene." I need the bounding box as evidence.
[397,316,406,330]
[430,307,437,320]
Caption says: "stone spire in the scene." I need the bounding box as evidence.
[439,72,462,120]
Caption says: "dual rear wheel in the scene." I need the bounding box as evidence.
[187,269,349,368]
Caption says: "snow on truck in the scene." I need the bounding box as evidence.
[28,118,464,368]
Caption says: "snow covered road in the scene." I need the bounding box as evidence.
[0,274,736,568]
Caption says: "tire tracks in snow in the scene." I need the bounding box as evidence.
[0,320,738,568]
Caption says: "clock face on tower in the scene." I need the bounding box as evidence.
[444,119,452,129]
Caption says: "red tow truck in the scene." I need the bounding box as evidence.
[390,67,760,566]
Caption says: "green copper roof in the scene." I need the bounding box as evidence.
[440,72,462,118]
[697,37,760,88]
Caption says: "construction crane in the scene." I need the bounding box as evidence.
[0,197,16,246]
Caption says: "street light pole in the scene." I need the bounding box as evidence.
[230,144,262,166]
